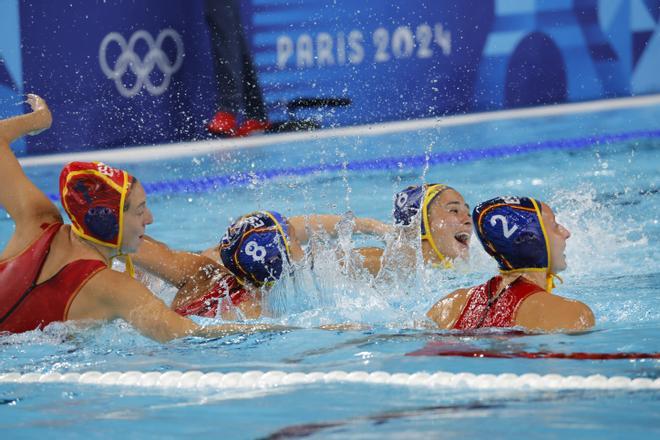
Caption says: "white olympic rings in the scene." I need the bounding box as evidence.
[99,28,184,98]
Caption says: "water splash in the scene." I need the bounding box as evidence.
[550,184,649,277]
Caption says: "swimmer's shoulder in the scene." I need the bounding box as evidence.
[427,287,472,329]
[69,267,156,321]
[516,290,595,332]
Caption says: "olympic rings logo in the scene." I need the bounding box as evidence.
[99,29,184,98]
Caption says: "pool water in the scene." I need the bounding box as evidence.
[1,101,659,438]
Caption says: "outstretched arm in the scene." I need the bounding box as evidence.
[133,235,231,287]
[0,94,59,225]
[288,214,392,244]
[79,269,291,343]
[201,245,221,262]
[132,236,235,310]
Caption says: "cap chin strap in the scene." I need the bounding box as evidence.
[529,197,556,293]
[547,272,563,293]
[72,229,135,278]
[110,252,135,278]
[498,268,562,293]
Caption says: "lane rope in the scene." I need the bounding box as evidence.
[1,370,658,391]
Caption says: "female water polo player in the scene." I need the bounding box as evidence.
[427,196,595,332]
[363,183,473,273]
[171,210,391,319]
[0,95,287,341]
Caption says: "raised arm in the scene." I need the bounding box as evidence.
[288,214,392,244]
[0,94,60,225]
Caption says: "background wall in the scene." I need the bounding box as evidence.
[0,0,658,156]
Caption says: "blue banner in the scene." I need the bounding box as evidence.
[245,0,660,126]
[245,0,493,125]
[17,0,219,155]
[1,0,659,155]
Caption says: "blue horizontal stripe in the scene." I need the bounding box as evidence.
[44,129,660,201]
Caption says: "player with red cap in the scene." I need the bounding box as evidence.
[0,94,287,341]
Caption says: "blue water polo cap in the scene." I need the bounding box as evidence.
[219,211,292,286]
[393,185,425,227]
[393,184,449,234]
[472,196,550,272]
[393,183,453,267]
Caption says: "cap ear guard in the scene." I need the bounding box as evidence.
[84,206,119,242]
[420,184,449,238]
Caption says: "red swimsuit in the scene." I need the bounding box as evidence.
[452,276,544,330]
[0,223,107,334]
[174,273,251,318]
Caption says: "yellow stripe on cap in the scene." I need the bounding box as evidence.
[420,184,452,268]
[263,211,292,260]
[529,198,554,292]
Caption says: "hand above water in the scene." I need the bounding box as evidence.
[25,93,53,136]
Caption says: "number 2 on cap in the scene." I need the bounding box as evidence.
[490,215,518,238]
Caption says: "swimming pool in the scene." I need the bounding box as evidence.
[1,98,659,438]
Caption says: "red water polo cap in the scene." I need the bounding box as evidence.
[59,161,133,249]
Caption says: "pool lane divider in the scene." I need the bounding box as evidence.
[0,370,658,391]
[43,128,660,202]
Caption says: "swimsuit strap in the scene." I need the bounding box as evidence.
[473,275,525,329]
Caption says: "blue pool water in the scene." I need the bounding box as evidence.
[1,102,659,438]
